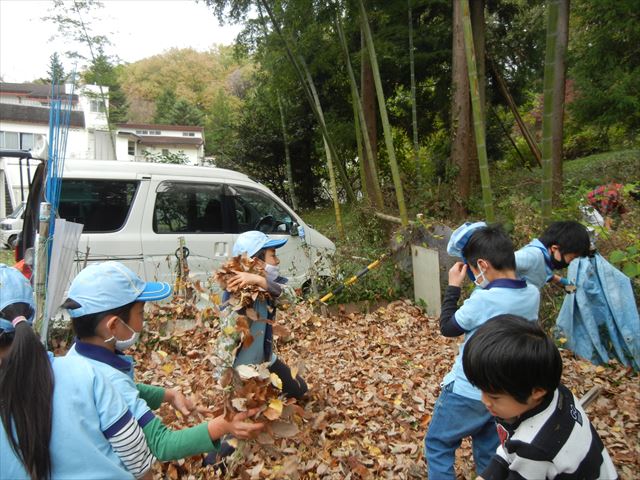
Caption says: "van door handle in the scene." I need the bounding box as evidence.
[214,242,227,257]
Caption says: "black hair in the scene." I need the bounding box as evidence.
[539,221,590,257]
[0,303,33,349]
[61,299,136,339]
[0,303,54,480]
[254,249,267,261]
[463,314,562,404]
[463,224,516,271]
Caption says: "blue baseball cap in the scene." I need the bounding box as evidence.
[66,261,172,318]
[447,221,487,281]
[232,231,287,257]
[0,264,35,333]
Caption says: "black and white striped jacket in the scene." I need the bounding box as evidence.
[482,384,617,480]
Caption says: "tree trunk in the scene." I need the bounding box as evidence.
[552,0,569,205]
[359,0,409,226]
[408,0,420,184]
[361,28,381,204]
[450,0,472,216]
[277,92,298,211]
[336,14,384,208]
[541,0,560,225]
[461,0,495,222]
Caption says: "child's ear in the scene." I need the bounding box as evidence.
[103,315,119,333]
[477,258,491,271]
[531,387,548,401]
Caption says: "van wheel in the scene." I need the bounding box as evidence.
[7,234,17,249]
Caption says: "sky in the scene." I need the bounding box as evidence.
[0,0,244,83]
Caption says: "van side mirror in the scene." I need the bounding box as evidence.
[290,221,299,236]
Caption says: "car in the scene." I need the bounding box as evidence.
[17,159,335,294]
[0,203,24,249]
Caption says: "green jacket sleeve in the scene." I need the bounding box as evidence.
[141,417,221,461]
[136,383,166,410]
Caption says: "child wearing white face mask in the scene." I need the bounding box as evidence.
[205,231,308,468]
[423,223,541,480]
[63,262,264,465]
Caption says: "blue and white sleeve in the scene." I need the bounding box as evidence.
[452,291,485,331]
[94,369,155,478]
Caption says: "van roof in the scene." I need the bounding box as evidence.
[62,160,251,182]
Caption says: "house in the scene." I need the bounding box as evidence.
[0,82,206,217]
[116,123,205,166]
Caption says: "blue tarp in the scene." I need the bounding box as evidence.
[557,253,640,370]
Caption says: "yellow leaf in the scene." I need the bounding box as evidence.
[162,363,174,375]
[157,350,168,359]
[595,366,605,373]
[368,445,382,456]
[270,373,283,390]
[268,398,284,414]
[558,337,568,344]
[394,395,402,406]
[227,438,238,448]
[223,326,236,335]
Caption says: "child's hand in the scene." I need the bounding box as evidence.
[164,388,196,417]
[207,408,264,440]
[226,409,265,439]
[449,262,467,287]
[228,272,267,290]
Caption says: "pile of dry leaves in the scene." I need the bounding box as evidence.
[132,299,639,479]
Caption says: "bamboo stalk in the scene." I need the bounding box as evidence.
[460,0,495,222]
[408,0,420,184]
[258,0,357,204]
[303,59,345,239]
[359,0,409,226]
[541,0,560,225]
[488,56,542,167]
[335,13,384,208]
[277,92,299,211]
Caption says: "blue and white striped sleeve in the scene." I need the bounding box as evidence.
[104,411,155,478]
[93,368,155,478]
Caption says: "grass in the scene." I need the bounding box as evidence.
[0,249,13,265]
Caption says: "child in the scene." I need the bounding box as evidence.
[0,264,153,479]
[463,314,618,479]
[62,261,263,463]
[515,220,590,289]
[206,230,308,466]
[424,223,540,479]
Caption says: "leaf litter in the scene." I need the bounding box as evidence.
[120,297,639,479]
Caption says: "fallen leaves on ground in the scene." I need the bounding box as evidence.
[131,300,639,479]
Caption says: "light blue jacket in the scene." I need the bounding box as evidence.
[557,253,640,370]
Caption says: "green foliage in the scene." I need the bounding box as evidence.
[47,53,66,84]
[83,48,129,123]
[609,245,640,279]
[568,0,640,136]
[141,150,190,165]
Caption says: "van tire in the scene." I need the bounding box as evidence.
[7,234,17,249]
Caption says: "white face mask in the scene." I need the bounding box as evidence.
[105,319,140,350]
[473,267,490,289]
[265,263,280,283]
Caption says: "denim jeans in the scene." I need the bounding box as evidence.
[424,382,498,479]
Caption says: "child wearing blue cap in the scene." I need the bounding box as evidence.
[515,220,591,289]
[0,264,154,479]
[206,230,308,467]
[424,223,540,479]
[62,261,264,463]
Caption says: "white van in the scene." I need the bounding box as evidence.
[0,202,25,249]
[20,160,334,291]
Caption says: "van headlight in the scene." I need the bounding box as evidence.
[1,224,11,230]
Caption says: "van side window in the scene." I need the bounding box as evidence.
[229,185,293,234]
[59,180,139,233]
[154,181,224,233]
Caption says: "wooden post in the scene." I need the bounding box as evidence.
[33,202,51,342]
